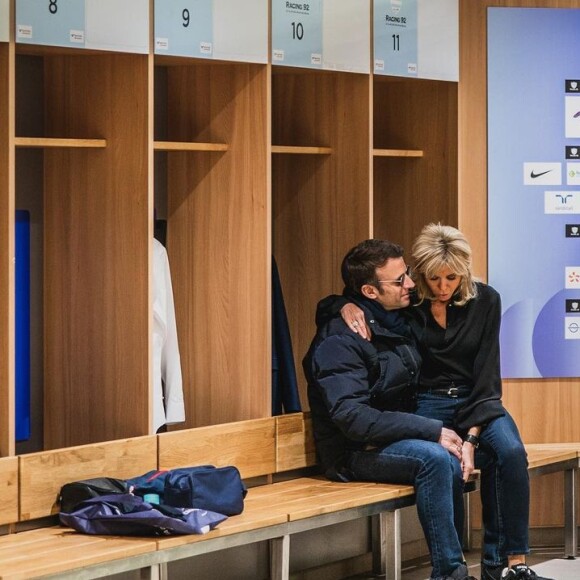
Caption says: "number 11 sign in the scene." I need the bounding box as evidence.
[374,0,418,77]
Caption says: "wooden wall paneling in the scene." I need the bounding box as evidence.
[0,39,14,457]
[272,69,371,408]
[42,54,150,448]
[459,0,580,534]
[373,77,458,255]
[165,62,270,427]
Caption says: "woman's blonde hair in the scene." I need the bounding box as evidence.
[411,223,478,306]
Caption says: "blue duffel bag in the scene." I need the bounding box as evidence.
[164,465,247,516]
[59,493,227,536]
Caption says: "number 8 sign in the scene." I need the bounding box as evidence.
[16,0,86,47]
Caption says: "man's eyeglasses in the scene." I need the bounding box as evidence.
[377,265,413,287]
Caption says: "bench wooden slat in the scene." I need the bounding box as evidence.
[19,435,157,520]
[276,413,316,472]
[288,485,415,521]
[0,457,18,525]
[158,417,276,479]
[0,527,157,580]
[526,449,578,470]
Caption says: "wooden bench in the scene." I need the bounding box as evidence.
[0,413,578,580]
[0,436,159,579]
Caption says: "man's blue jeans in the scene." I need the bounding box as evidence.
[347,439,465,579]
[416,393,530,567]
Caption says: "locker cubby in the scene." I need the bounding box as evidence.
[14,46,150,450]
[154,57,270,428]
[373,76,459,254]
[272,66,371,401]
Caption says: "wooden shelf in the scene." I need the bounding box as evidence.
[272,145,332,155]
[373,148,424,158]
[15,137,107,149]
[154,141,228,152]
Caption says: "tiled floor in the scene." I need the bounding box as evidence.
[347,546,580,579]
[402,546,580,579]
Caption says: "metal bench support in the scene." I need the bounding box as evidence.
[372,510,401,580]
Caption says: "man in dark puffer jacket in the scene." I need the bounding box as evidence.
[303,239,473,580]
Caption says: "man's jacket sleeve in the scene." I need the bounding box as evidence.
[312,334,442,445]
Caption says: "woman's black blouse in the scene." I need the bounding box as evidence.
[407,282,505,430]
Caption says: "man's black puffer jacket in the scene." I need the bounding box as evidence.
[303,301,442,481]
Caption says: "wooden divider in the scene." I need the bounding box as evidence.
[19,435,157,521]
[0,40,14,459]
[158,417,276,479]
[275,412,317,473]
[0,457,18,525]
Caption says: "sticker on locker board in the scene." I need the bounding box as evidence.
[16,0,85,48]
[85,0,148,53]
[155,0,213,58]
[272,0,322,69]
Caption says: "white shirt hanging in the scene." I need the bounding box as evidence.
[153,238,185,432]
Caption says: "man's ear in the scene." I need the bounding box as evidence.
[361,284,379,300]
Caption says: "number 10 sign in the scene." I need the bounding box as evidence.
[272,0,322,69]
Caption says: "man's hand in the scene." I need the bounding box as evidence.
[438,427,463,460]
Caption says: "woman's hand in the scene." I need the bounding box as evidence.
[461,441,476,482]
[340,303,372,341]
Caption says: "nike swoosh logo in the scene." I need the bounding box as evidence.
[530,169,553,178]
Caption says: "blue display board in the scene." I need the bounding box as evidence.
[272,0,323,68]
[155,0,213,58]
[16,0,86,47]
[488,7,580,378]
[15,211,31,442]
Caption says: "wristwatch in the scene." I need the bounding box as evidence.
[465,434,480,448]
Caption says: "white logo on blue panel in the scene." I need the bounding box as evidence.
[566,267,580,289]
[545,191,580,214]
[565,317,580,339]
[523,162,561,185]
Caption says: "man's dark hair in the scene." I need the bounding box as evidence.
[341,239,404,294]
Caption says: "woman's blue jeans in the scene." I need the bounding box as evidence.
[347,439,465,579]
[416,393,530,567]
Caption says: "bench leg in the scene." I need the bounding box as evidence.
[372,511,401,580]
[140,563,168,580]
[270,535,290,580]
[463,492,472,551]
[565,468,577,559]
